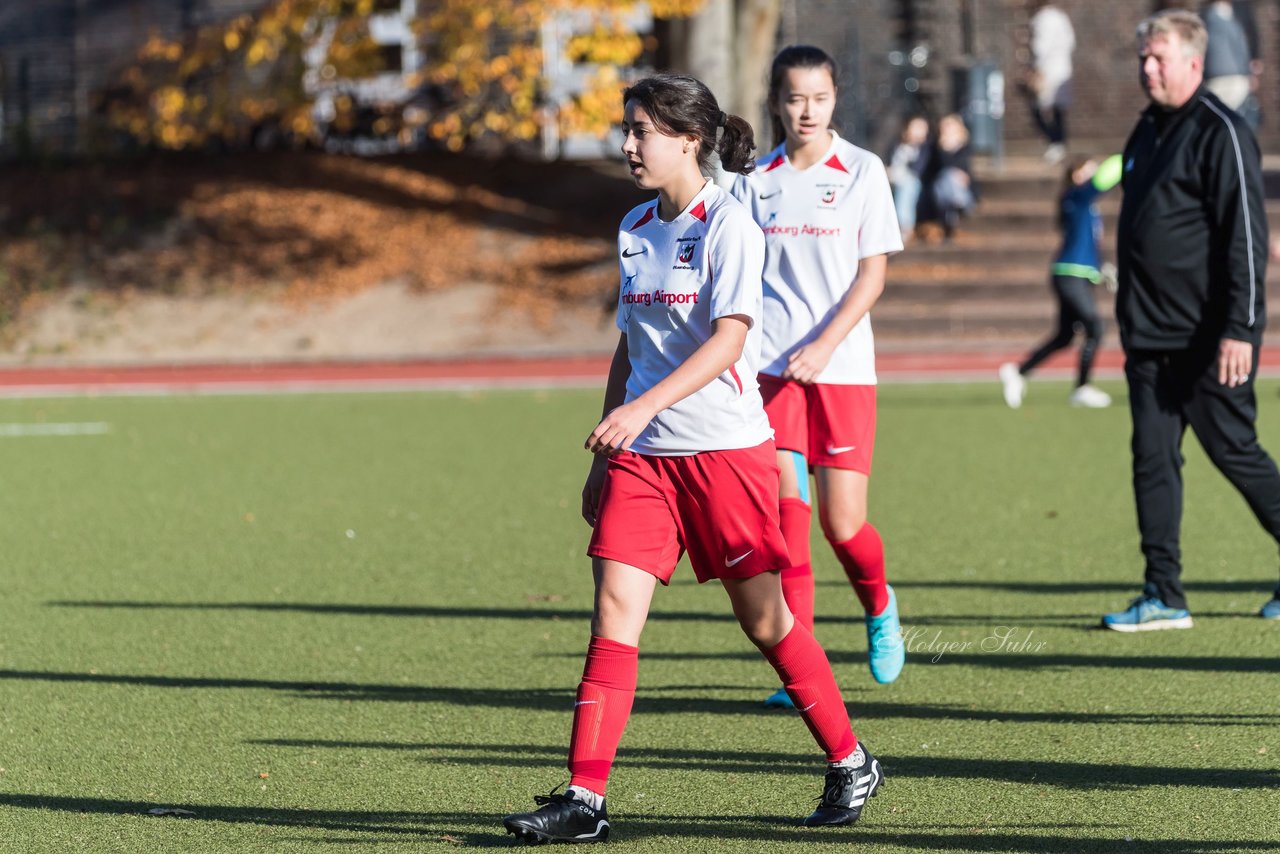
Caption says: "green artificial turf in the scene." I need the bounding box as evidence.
[0,382,1274,853]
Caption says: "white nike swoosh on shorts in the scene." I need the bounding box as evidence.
[724,550,754,567]
[826,445,857,455]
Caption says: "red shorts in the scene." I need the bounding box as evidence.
[587,441,791,584]
[758,374,876,473]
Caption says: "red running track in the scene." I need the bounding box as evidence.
[1,347,1279,397]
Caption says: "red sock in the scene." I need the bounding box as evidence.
[778,498,814,632]
[762,622,857,763]
[567,636,638,795]
[831,523,889,616]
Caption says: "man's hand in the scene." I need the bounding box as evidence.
[1218,337,1254,388]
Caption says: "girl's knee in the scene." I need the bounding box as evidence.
[820,509,867,544]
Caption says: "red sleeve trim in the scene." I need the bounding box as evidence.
[629,206,656,231]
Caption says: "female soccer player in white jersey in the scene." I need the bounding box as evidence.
[731,46,906,706]
[502,73,883,844]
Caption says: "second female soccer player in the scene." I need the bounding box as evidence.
[503,73,883,844]
[731,46,907,706]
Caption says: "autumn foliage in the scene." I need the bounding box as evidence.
[100,0,703,153]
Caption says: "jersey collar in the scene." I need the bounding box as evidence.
[767,130,842,174]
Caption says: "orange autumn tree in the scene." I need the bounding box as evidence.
[99,0,710,153]
[100,0,390,150]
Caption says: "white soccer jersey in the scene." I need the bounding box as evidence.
[616,180,773,456]
[731,132,903,385]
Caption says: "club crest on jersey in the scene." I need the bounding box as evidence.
[673,236,700,270]
[815,182,843,208]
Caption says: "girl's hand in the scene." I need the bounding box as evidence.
[581,457,609,527]
[783,340,836,385]
[585,400,657,456]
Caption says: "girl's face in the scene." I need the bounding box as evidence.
[774,66,837,148]
[620,101,696,190]
[938,117,966,149]
[904,118,928,145]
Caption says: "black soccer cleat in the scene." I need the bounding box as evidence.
[802,745,883,827]
[503,787,610,845]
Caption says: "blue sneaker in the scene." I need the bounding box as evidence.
[1101,593,1193,632]
[1260,595,1280,620]
[866,585,905,684]
[763,686,796,709]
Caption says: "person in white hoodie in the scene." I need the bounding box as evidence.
[1029,2,1075,163]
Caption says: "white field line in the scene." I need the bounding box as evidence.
[0,421,111,437]
[0,362,1279,399]
[0,377,606,400]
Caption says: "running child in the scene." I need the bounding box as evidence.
[999,153,1123,409]
[730,46,906,707]
[502,73,883,844]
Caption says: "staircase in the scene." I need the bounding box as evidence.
[873,154,1280,354]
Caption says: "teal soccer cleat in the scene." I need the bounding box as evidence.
[866,585,904,684]
[763,686,796,709]
[1260,594,1280,620]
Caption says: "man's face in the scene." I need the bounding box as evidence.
[1139,32,1203,108]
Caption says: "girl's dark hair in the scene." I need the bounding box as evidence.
[767,45,840,148]
[622,74,756,175]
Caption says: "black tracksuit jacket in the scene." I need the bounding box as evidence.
[1117,86,1269,352]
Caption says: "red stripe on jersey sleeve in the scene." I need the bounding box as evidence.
[629,206,656,231]
[763,154,786,172]
[690,201,708,223]
[729,364,743,394]
[824,155,848,173]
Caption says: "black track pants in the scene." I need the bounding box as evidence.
[1126,347,1280,609]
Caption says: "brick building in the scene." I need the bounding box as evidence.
[786,0,1280,156]
[3,0,1278,158]
[0,0,267,155]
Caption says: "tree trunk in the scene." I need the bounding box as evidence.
[682,0,735,108]
[733,0,781,141]
[668,0,780,143]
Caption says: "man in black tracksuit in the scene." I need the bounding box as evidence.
[1106,9,1280,630]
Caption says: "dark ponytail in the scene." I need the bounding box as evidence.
[767,45,840,148]
[622,74,757,175]
[719,114,756,174]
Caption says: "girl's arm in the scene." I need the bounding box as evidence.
[782,253,888,384]
[585,316,751,456]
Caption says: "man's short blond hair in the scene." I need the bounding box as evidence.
[1136,9,1209,57]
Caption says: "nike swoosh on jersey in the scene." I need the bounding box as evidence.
[724,550,754,567]
[621,248,648,257]
[826,444,857,455]
[758,191,780,199]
